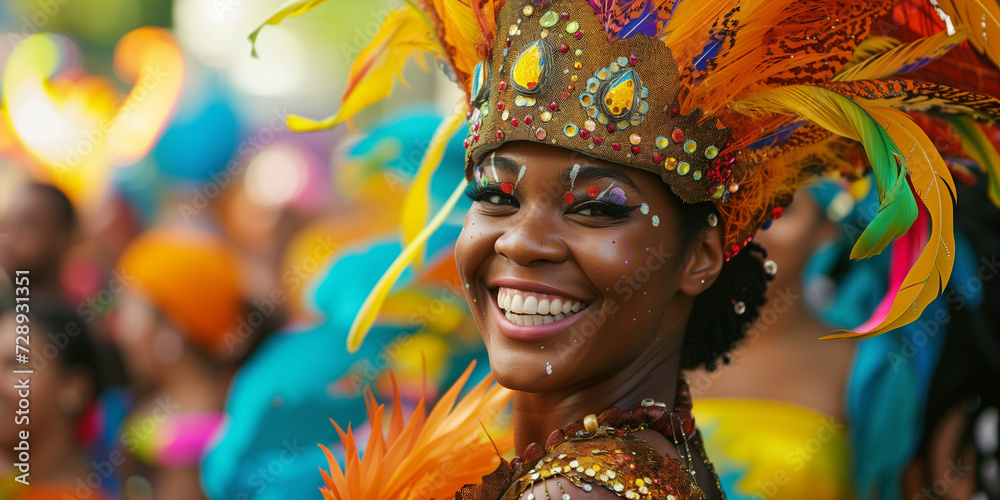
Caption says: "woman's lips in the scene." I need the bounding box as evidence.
[489,286,591,340]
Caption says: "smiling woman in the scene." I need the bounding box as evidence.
[250,0,1000,498]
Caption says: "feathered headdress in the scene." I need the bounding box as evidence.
[252,0,1000,350]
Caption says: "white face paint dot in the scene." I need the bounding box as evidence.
[545,362,553,375]
[651,215,660,227]
[640,202,649,215]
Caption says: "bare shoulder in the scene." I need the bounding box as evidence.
[517,476,620,499]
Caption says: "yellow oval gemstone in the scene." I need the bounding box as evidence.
[512,40,547,92]
[603,70,637,118]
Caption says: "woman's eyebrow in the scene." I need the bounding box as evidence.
[477,155,521,176]
[565,165,641,193]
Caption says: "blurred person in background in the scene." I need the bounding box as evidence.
[903,179,1000,500]
[110,227,249,500]
[0,184,78,300]
[692,177,979,499]
[0,298,110,499]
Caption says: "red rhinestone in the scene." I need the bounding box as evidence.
[587,185,600,197]
[510,118,519,127]
[505,38,511,47]
[631,145,640,154]
[548,102,559,111]
[473,134,480,141]
[653,154,662,162]
[732,244,741,254]
[579,129,590,139]
[499,81,507,91]
[773,206,784,219]
[671,128,684,142]
[612,142,621,151]
[593,137,603,145]
[560,11,569,20]
[463,138,469,147]
[564,192,575,204]
[575,31,582,39]
[501,181,514,194]
[671,108,679,116]
[629,55,638,65]
[524,115,533,125]
[497,101,505,111]
[474,123,480,131]
[607,124,616,132]
[561,91,569,99]
[496,130,504,140]
[559,43,569,53]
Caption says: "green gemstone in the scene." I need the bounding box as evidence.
[539,10,559,27]
[677,161,691,175]
[693,170,702,180]
[655,136,668,149]
[683,140,697,154]
[705,145,719,159]
[565,21,580,33]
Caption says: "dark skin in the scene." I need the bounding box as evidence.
[455,142,725,498]
[0,185,75,291]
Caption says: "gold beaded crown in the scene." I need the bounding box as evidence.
[253,0,1000,350]
[464,0,736,204]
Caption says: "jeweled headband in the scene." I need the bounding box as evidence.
[464,0,735,205]
[252,0,1000,349]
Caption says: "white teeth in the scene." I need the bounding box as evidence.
[549,298,562,315]
[537,298,550,315]
[496,286,588,326]
[523,296,538,315]
[511,294,524,314]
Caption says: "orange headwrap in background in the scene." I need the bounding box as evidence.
[117,228,243,355]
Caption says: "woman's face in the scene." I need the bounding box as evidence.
[456,142,716,393]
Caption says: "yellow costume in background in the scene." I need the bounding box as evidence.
[695,399,853,500]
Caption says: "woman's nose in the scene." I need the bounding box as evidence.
[493,208,569,266]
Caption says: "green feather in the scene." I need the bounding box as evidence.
[943,115,1000,208]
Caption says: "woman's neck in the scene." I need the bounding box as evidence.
[510,351,680,452]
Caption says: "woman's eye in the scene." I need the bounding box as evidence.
[574,205,607,216]
[486,194,505,205]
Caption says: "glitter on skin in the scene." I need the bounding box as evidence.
[652,215,660,227]
[640,202,649,214]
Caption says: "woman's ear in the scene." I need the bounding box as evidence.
[678,223,724,296]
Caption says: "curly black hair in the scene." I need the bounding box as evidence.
[674,201,774,371]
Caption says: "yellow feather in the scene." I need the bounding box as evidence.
[823,107,956,339]
[841,36,902,71]
[248,0,329,57]
[833,27,968,81]
[347,178,469,353]
[400,112,465,269]
[935,0,1000,66]
[285,3,446,132]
